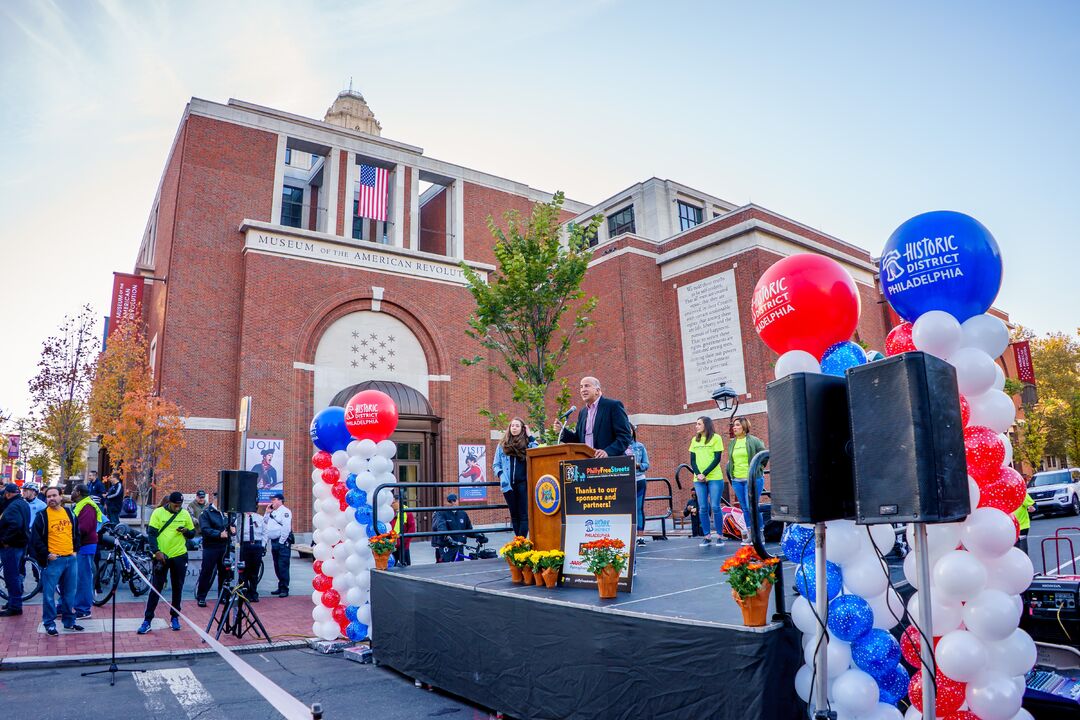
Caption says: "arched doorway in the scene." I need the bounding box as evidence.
[330,380,441,531]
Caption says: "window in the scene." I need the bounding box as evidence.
[607,205,635,237]
[678,201,703,231]
[352,199,364,240]
[284,147,292,165]
[569,221,599,248]
[281,186,304,228]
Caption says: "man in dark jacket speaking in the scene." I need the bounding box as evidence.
[0,483,31,616]
[554,376,633,458]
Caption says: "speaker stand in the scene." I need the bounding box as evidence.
[912,524,936,720]
[206,580,270,642]
[811,522,831,718]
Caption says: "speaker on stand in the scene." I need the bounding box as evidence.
[206,470,268,641]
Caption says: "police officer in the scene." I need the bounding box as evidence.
[239,508,266,602]
[263,493,292,598]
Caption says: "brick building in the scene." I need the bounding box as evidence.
[126,91,898,532]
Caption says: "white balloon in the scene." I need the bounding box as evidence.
[345,586,364,606]
[913,310,962,359]
[984,628,1036,678]
[331,450,349,469]
[1000,433,1013,466]
[345,522,366,542]
[935,629,988,682]
[983,547,1034,595]
[331,573,353,592]
[868,524,896,556]
[311,621,321,638]
[969,477,981,509]
[950,347,997,397]
[357,603,372,625]
[992,362,1006,391]
[354,569,371,591]
[961,507,1017,559]
[966,669,1023,720]
[906,522,962,560]
[346,455,367,475]
[866,588,905,630]
[968,390,1016,434]
[962,588,1022,642]
[903,552,920,590]
[356,471,378,493]
[794,664,813,703]
[960,314,1009,359]
[823,520,866,565]
[313,481,332,500]
[339,540,356,557]
[334,511,352,530]
[791,596,819,635]
[831,668,879,717]
[313,543,332,561]
[321,526,342,546]
[347,440,363,456]
[841,556,889,597]
[311,529,324,546]
[312,512,331,530]
[933,549,987,602]
[318,621,340,641]
[803,637,851,678]
[903,707,921,720]
[860,703,904,720]
[369,455,393,475]
[775,350,822,379]
[319,497,339,515]
[376,439,397,458]
[345,553,364,574]
[357,439,378,458]
[907,591,963,635]
[311,590,323,606]
[321,557,341,577]
[355,542,373,559]
[311,468,324,484]
[312,604,332,623]
[1009,709,1034,720]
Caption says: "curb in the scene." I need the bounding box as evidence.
[0,638,309,671]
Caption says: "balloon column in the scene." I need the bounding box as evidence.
[308,390,399,642]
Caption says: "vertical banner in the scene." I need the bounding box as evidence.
[108,272,145,338]
[1012,341,1036,384]
[560,456,636,592]
[246,438,284,504]
[456,444,487,502]
[6,434,19,459]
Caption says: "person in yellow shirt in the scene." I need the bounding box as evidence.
[137,492,197,634]
[1014,492,1035,554]
[28,487,82,636]
[689,417,726,547]
[725,418,768,545]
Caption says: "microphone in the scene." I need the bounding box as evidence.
[559,405,577,421]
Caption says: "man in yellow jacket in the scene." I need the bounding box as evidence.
[1014,492,1035,554]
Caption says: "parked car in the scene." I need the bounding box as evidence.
[1028,468,1080,516]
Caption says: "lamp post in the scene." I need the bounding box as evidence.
[711,383,740,435]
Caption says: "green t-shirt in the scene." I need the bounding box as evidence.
[689,433,725,481]
[148,506,196,558]
[731,437,750,480]
[1014,493,1035,532]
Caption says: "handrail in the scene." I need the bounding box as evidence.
[673,463,693,490]
[1040,526,1080,575]
[746,450,786,621]
[641,477,675,539]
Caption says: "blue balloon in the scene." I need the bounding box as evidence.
[310,406,353,453]
[781,525,815,562]
[851,628,901,681]
[794,557,843,600]
[880,210,1003,323]
[365,523,377,539]
[344,605,359,622]
[345,473,358,491]
[828,594,874,642]
[387,554,396,568]
[345,489,364,508]
[375,521,387,534]
[820,341,867,377]
[354,505,372,525]
[356,489,368,506]
[878,663,909,705]
[345,621,368,641]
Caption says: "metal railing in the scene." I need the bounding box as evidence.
[745,450,786,621]
[641,477,676,539]
[370,481,513,565]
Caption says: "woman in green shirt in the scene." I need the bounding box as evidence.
[689,417,726,546]
[726,417,767,545]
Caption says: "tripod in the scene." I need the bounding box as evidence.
[81,546,147,686]
[205,512,269,642]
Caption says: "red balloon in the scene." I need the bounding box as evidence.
[964,425,1005,483]
[751,254,861,359]
[339,499,349,512]
[332,605,348,625]
[331,482,348,501]
[312,573,332,592]
[885,322,916,356]
[313,560,323,575]
[321,466,341,485]
[978,466,1026,513]
[345,390,399,442]
[959,395,971,428]
[909,669,966,716]
[321,588,341,608]
[312,451,333,469]
[900,625,939,667]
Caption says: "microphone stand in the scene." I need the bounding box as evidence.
[81,543,146,686]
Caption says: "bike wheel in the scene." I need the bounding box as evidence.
[21,558,43,601]
[93,554,119,606]
[128,553,153,596]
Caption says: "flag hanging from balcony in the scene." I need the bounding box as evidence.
[356,164,389,221]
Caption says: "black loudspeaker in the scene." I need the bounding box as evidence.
[765,372,855,523]
[218,470,258,513]
[847,351,970,524]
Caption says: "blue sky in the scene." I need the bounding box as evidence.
[1,0,1078,417]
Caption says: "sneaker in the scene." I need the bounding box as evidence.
[137,621,152,635]
[197,599,207,608]
[636,537,647,546]
[171,617,181,631]
[65,624,85,632]
[270,589,283,596]
[45,626,59,637]
[0,608,23,617]
[75,610,92,619]
[699,537,712,547]
[277,592,289,599]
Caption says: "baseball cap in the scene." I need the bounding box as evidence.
[168,491,184,504]
[273,492,285,500]
[446,493,458,503]
[2,483,18,494]
[196,489,206,497]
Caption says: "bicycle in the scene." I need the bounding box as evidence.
[444,534,497,562]
[0,553,43,603]
[93,525,153,606]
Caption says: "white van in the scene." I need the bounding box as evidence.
[1029,468,1080,516]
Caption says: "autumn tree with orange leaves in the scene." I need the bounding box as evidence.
[89,322,186,526]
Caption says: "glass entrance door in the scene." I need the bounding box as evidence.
[391,433,438,531]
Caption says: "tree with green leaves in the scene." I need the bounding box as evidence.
[28,305,98,487]
[461,191,602,442]
[1027,330,1080,464]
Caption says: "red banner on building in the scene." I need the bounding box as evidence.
[1012,341,1036,384]
[108,272,145,337]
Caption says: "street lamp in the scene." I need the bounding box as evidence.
[711,383,740,435]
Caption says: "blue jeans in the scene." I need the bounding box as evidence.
[1,547,24,610]
[693,481,724,537]
[75,551,96,615]
[636,478,647,532]
[732,477,765,537]
[41,554,77,629]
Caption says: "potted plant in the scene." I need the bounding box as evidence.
[580,538,628,598]
[513,550,536,584]
[528,551,546,586]
[537,550,564,588]
[369,531,399,570]
[721,546,780,626]
[500,536,532,583]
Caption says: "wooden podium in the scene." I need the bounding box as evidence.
[526,444,594,551]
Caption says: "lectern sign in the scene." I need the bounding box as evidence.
[560,456,636,592]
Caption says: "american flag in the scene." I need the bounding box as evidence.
[356,164,389,221]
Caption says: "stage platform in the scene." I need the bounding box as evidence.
[371,537,806,720]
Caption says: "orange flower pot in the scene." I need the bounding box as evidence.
[508,560,523,583]
[733,581,772,627]
[541,567,560,588]
[373,551,391,570]
[595,566,620,599]
[521,567,535,585]
[533,568,545,586]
